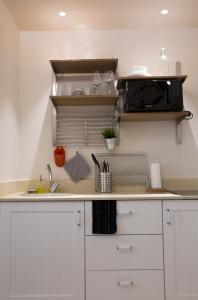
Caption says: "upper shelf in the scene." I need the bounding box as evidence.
[50,59,118,74]
[117,75,187,89]
[118,111,192,122]
[50,95,119,106]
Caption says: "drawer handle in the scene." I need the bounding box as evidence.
[166,209,171,225]
[117,281,133,286]
[116,245,133,251]
[77,210,81,227]
[117,210,133,215]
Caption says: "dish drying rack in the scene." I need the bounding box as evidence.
[95,153,149,192]
[53,105,118,147]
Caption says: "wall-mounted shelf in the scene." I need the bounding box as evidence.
[117,111,193,144]
[118,111,191,122]
[49,59,191,146]
[50,59,119,147]
[117,75,187,89]
[50,59,118,74]
[50,95,119,107]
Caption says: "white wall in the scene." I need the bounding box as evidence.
[19,30,198,181]
[0,0,20,181]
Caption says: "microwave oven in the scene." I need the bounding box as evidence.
[122,79,184,112]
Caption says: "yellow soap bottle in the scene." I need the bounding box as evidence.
[36,175,46,193]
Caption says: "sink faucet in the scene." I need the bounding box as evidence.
[45,164,59,193]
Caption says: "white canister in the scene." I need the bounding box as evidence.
[150,162,162,189]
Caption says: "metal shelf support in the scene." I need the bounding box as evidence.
[176,120,182,145]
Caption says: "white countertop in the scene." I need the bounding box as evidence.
[1,191,196,201]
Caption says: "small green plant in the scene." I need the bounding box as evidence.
[102,128,116,139]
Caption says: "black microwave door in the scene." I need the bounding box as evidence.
[167,80,184,111]
[126,81,167,110]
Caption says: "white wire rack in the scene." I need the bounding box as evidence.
[95,153,149,188]
[53,105,117,147]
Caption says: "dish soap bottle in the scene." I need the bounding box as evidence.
[36,175,46,193]
[159,48,169,76]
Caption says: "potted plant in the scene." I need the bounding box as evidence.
[102,128,117,150]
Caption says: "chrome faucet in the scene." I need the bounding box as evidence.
[45,164,59,193]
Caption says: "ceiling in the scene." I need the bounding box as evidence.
[2,0,198,31]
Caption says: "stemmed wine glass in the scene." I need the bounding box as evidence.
[104,70,115,95]
[90,71,103,95]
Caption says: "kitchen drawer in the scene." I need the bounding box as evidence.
[86,235,163,270]
[86,270,164,300]
[85,200,162,235]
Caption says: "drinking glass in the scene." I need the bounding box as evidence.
[93,71,102,86]
[56,76,67,96]
[104,70,115,95]
[90,85,98,95]
[72,87,85,96]
[91,71,102,95]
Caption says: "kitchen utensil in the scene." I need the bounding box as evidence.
[102,160,110,172]
[91,153,101,171]
[106,162,110,172]
[98,172,112,193]
[102,160,106,172]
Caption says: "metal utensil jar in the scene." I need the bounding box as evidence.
[98,172,112,193]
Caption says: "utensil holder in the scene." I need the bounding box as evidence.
[97,172,112,193]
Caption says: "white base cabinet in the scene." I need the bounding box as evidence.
[0,202,85,300]
[163,200,198,300]
[2,199,198,300]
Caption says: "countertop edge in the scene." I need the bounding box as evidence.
[0,193,198,201]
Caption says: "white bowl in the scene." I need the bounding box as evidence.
[130,65,151,76]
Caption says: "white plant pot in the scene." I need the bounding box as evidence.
[105,138,117,150]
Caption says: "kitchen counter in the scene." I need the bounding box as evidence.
[1,191,198,201]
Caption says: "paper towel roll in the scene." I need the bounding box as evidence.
[150,162,162,189]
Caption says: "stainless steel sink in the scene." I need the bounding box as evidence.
[20,192,73,197]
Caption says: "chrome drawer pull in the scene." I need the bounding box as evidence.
[166,209,171,225]
[117,281,133,286]
[77,210,81,227]
[117,210,133,215]
[116,245,133,250]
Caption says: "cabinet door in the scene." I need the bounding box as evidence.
[163,200,198,300]
[0,202,84,300]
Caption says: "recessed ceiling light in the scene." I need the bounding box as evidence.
[59,11,66,17]
[161,9,169,15]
